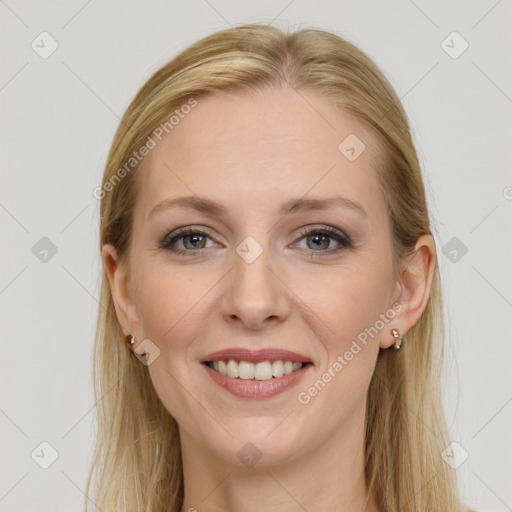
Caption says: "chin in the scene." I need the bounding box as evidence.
[197,423,308,470]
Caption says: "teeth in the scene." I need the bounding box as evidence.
[272,360,284,377]
[255,361,273,380]
[226,360,239,378]
[239,361,255,379]
[209,359,305,380]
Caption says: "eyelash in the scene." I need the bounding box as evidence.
[158,225,353,257]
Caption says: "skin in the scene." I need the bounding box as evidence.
[103,86,436,512]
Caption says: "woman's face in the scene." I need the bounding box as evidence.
[105,87,406,467]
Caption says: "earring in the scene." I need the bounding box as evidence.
[391,328,403,350]
[125,334,146,356]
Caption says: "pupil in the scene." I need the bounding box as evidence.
[185,234,205,249]
[309,234,328,250]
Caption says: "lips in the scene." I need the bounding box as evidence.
[202,347,313,364]
[201,347,313,399]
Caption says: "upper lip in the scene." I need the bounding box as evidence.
[202,347,313,364]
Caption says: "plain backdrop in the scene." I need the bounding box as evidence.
[1,1,511,511]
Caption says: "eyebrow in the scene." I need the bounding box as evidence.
[148,194,368,219]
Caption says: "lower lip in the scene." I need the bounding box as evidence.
[202,363,312,399]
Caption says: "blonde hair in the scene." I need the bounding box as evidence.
[87,23,474,512]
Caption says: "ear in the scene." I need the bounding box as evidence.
[381,234,437,349]
[101,243,141,339]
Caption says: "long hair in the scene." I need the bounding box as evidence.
[86,23,474,512]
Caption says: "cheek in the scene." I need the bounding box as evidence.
[134,262,205,348]
[295,257,392,399]
[302,258,392,347]
[133,264,212,427]
[295,264,389,425]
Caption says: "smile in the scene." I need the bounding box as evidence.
[206,359,309,380]
[201,347,313,399]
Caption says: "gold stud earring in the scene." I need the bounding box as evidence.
[125,334,147,358]
[391,328,403,350]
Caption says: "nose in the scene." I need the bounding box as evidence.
[220,242,290,331]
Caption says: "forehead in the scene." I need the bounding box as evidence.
[135,87,386,224]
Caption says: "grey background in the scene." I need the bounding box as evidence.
[1,1,511,511]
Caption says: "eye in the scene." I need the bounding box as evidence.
[159,227,218,255]
[292,225,353,255]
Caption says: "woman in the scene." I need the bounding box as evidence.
[88,23,476,512]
